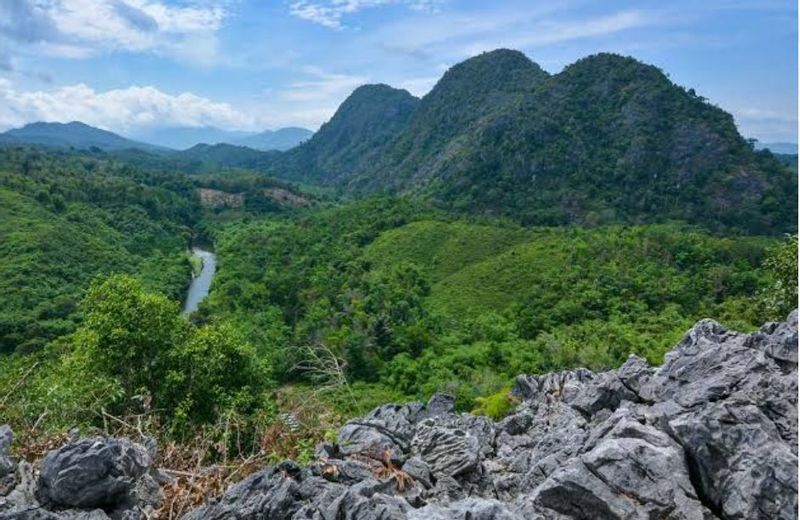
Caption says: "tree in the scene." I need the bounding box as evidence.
[75,275,188,401]
[761,235,798,319]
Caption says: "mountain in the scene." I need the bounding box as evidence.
[0,121,164,152]
[261,50,796,234]
[131,126,313,151]
[232,127,313,151]
[132,126,254,150]
[265,84,420,184]
[756,141,798,155]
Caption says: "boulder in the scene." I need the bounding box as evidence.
[38,436,157,511]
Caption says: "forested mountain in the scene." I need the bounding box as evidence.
[0,122,164,152]
[269,84,420,184]
[258,50,795,234]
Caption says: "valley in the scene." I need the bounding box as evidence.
[0,48,796,519]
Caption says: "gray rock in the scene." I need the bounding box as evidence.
[322,478,410,520]
[409,498,525,519]
[0,427,15,498]
[400,457,432,489]
[530,407,713,519]
[337,422,408,463]
[141,312,800,519]
[38,436,158,513]
[411,418,481,479]
[668,399,798,520]
[184,463,305,520]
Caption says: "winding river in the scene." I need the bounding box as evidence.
[182,247,217,315]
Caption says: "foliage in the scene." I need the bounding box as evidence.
[203,199,781,410]
[760,235,798,319]
[0,146,195,353]
[251,51,796,235]
[1,275,268,434]
[472,387,518,420]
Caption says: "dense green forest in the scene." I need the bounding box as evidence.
[0,147,195,353]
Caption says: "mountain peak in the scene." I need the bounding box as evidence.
[432,48,548,96]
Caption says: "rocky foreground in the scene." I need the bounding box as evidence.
[1,313,797,519]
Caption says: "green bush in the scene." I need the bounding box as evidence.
[472,387,518,420]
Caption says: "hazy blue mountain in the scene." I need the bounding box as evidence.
[131,126,255,150]
[232,127,313,151]
[755,141,798,155]
[0,121,165,152]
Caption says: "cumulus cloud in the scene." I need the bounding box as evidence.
[0,0,228,64]
[289,0,439,30]
[0,79,257,132]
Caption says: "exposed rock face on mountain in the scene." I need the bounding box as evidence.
[1,312,796,519]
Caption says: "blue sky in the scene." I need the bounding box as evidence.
[0,0,796,142]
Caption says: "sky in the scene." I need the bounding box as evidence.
[0,0,796,142]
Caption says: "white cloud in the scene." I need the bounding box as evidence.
[289,0,439,30]
[0,0,228,64]
[0,79,257,133]
[731,106,798,142]
[370,5,652,63]
[0,65,374,134]
[283,66,368,102]
[460,10,652,56]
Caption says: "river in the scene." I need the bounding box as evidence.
[183,247,216,315]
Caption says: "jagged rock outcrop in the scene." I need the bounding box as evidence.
[2,312,797,519]
[0,436,164,519]
[185,312,797,519]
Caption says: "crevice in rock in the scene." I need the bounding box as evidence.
[661,425,726,520]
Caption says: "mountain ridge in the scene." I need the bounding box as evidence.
[257,50,796,234]
[0,121,166,152]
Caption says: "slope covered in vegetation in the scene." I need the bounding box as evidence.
[0,147,198,353]
[200,199,785,408]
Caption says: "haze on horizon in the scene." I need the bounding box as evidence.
[0,0,796,144]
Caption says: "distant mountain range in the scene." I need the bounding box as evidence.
[0,122,313,152]
[0,122,166,152]
[0,49,794,234]
[755,141,798,155]
[130,126,313,151]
